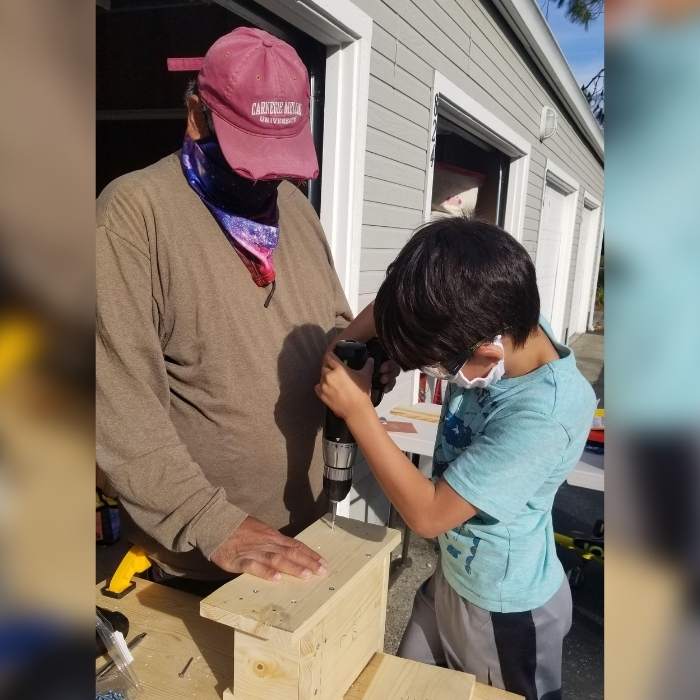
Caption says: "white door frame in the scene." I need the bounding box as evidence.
[571,191,602,335]
[536,159,580,340]
[587,202,604,331]
[242,0,373,314]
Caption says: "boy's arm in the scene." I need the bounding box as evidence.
[318,354,575,535]
[316,354,476,538]
[347,404,477,538]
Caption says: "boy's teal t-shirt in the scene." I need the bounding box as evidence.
[435,320,596,612]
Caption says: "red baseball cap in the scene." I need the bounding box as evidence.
[198,27,319,181]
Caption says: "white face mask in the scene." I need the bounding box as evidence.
[452,336,505,390]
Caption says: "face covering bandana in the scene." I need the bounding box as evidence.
[452,336,505,390]
[180,134,280,295]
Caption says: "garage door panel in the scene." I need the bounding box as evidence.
[570,203,601,335]
[536,179,576,338]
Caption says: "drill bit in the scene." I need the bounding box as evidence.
[330,501,337,534]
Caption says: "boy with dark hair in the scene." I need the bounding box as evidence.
[317,216,595,700]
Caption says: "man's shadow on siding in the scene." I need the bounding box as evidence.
[274,323,333,537]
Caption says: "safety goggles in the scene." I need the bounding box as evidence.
[420,331,507,381]
[421,348,474,381]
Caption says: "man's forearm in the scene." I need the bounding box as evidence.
[336,301,376,342]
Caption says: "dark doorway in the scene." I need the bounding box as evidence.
[97,0,326,212]
[430,113,511,227]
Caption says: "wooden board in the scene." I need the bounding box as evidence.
[389,405,441,423]
[96,578,234,699]
[200,516,401,643]
[345,653,476,700]
[96,578,519,700]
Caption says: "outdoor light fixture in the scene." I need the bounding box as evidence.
[540,106,558,141]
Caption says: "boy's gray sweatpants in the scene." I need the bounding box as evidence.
[397,565,572,700]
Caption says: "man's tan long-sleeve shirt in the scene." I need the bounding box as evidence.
[97,153,352,578]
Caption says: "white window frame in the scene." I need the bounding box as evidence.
[411,71,531,402]
[536,158,581,341]
[570,191,603,336]
[249,0,372,314]
[423,71,531,241]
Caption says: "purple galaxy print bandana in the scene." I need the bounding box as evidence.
[180,135,279,287]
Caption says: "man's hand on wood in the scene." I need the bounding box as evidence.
[210,516,328,581]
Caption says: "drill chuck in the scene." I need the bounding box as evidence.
[322,440,357,503]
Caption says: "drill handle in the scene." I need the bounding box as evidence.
[366,337,390,407]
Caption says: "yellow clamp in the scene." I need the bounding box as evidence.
[0,317,41,388]
[101,546,152,599]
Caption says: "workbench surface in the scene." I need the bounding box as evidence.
[96,578,520,699]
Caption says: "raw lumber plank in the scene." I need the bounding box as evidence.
[96,578,234,699]
[301,557,389,700]
[345,652,476,700]
[231,629,300,700]
[200,516,401,643]
[390,405,442,423]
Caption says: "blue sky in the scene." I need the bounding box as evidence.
[539,0,604,88]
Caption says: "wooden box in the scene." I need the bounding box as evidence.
[201,516,398,699]
[201,515,482,700]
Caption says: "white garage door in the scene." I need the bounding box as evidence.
[535,168,579,340]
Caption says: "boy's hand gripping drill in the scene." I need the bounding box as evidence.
[323,338,389,529]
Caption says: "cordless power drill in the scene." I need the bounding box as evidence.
[323,338,389,517]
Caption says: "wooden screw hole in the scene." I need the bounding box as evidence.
[328,586,335,591]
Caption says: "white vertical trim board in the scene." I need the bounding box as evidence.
[256,0,373,315]
[587,197,604,331]
[535,158,580,341]
[252,0,372,519]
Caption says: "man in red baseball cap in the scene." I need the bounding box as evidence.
[96,27,398,590]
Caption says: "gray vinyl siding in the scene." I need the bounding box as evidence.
[352,0,604,337]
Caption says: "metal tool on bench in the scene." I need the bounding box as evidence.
[323,338,389,530]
